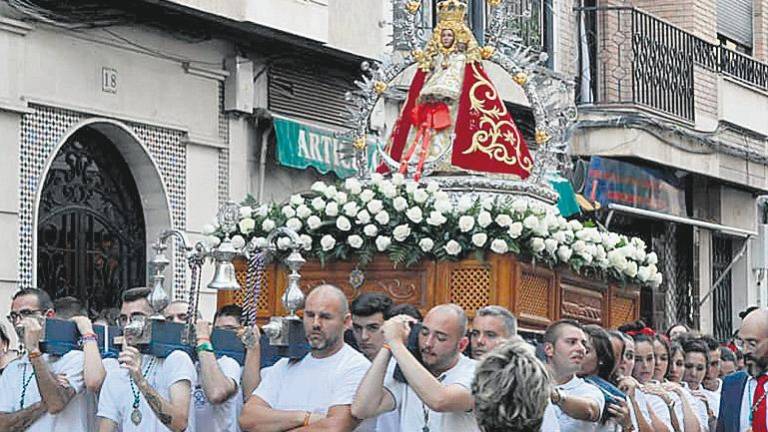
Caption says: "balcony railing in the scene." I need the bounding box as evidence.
[576,6,768,123]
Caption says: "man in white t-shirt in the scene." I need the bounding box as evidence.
[239,284,371,431]
[469,305,518,360]
[701,336,722,419]
[542,319,604,432]
[97,287,197,432]
[352,303,480,432]
[0,288,88,431]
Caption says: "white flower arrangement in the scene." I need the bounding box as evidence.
[216,179,663,288]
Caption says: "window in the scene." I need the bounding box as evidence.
[717,0,753,52]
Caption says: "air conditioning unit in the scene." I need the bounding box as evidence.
[751,224,768,271]
[224,56,254,114]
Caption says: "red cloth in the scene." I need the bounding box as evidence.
[411,102,451,131]
[754,375,768,432]
[381,62,534,178]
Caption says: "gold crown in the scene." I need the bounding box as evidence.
[437,0,467,23]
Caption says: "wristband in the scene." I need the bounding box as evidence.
[196,341,214,353]
[382,343,392,351]
[81,333,98,344]
[28,350,43,359]
[303,412,311,427]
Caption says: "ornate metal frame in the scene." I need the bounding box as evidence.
[341,0,578,183]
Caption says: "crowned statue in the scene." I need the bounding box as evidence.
[381,0,534,181]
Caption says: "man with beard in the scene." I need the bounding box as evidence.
[469,305,517,360]
[239,284,370,432]
[351,304,480,432]
[717,308,768,431]
[542,319,603,432]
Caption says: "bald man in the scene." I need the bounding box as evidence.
[239,284,371,432]
[716,308,768,432]
[352,304,480,432]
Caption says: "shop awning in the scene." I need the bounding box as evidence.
[606,203,756,238]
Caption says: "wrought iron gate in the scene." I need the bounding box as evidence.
[712,235,734,340]
[36,127,146,313]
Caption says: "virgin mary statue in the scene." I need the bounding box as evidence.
[382,0,534,181]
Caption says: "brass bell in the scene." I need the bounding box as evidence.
[208,238,242,291]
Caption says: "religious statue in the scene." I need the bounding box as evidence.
[382,0,534,181]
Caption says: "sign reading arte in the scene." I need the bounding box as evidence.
[274,117,372,179]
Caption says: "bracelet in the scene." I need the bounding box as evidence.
[382,343,392,351]
[303,411,311,427]
[28,350,43,359]
[81,333,98,344]
[195,341,214,353]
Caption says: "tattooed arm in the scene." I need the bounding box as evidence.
[0,402,47,431]
[96,417,118,432]
[135,377,192,432]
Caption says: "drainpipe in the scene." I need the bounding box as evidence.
[755,195,768,307]
[257,127,274,205]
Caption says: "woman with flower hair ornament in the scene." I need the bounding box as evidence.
[382,0,533,181]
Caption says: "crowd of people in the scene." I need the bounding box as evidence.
[0,284,766,432]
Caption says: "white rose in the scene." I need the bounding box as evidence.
[254,205,269,218]
[472,233,488,247]
[290,194,304,206]
[231,235,246,249]
[347,235,364,249]
[427,211,447,226]
[557,245,573,262]
[359,189,375,202]
[206,235,221,248]
[366,199,383,214]
[595,245,607,262]
[393,224,411,242]
[405,181,418,194]
[508,222,523,239]
[286,217,302,232]
[356,209,371,225]
[490,239,509,254]
[239,207,252,219]
[413,188,429,204]
[335,191,348,205]
[523,215,540,231]
[307,215,322,230]
[457,195,474,213]
[380,183,398,199]
[322,185,337,199]
[458,215,475,233]
[253,237,268,249]
[261,219,276,232]
[568,220,583,231]
[426,182,440,193]
[325,202,339,217]
[202,223,216,236]
[310,181,327,193]
[551,231,567,244]
[419,238,435,252]
[375,210,390,225]
[391,173,405,185]
[544,238,558,255]
[477,211,493,228]
[363,224,378,237]
[602,233,620,249]
[434,191,450,202]
[634,247,647,263]
[238,218,256,234]
[336,216,352,232]
[544,214,560,230]
[646,252,658,265]
[376,236,391,251]
[276,237,291,250]
[370,173,383,184]
[495,214,512,227]
[393,197,408,212]
[444,240,462,256]
[530,237,546,253]
[607,250,628,271]
[481,197,495,210]
[434,199,453,213]
[344,178,362,195]
[406,207,423,224]
[282,205,296,218]
[623,261,638,278]
[637,266,651,282]
[299,234,312,251]
[342,202,359,218]
[572,240,587,254]
[320,235,336,251]
[652,272,663,287]
[296,205,312,219]
[511,199,528,214]
[311,197,326,211]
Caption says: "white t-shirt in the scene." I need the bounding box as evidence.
[383,354,480,432]
[253,343,370,414]
[678,382,711,432]
[376,409,400,432]
[541,402,561,431]
[701,379,721,418]
[194,356,242,432]
[552,376,605,432]
[0,351,88,432]
[98,350,197,432]
[634,388,672,430]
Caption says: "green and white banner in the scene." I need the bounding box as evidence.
[274,117,372,179]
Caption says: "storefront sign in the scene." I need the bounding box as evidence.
[586,156,686,216]
[274,117,369,179]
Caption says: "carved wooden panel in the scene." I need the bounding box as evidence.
[560,283,604,324]
[608,285,640,329]
[514,263,557,329]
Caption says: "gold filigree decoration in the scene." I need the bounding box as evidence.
[461,63,534,172]
[373,81,388,94]
[535,129,550,145]
[480,46,495,60]
[487,0,502,6]
[513,72,528,85]
[353,136,367,150]
[405,1,421,14]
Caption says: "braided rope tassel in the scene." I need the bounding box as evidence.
[245,253,266,327]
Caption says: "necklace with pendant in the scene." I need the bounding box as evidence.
[128,356,156,426]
